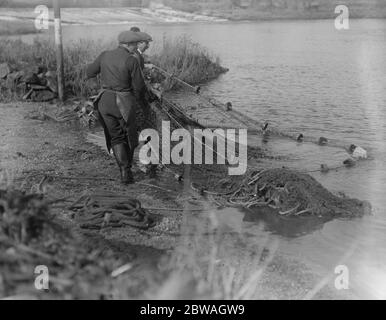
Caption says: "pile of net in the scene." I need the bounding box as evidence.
[69,191,156,230]
[194,168,371,218]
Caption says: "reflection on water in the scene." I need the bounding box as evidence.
[243,206,332,238]
[12,18,386,299]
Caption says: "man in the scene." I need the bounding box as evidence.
[135,32,152,70]
[86,31,149,184]
[133,32,154,130]
[130,29,153,85]
[130,29,159,177]
[131,28,153,76]
[130,27,146,69]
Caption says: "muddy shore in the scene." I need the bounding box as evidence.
[0,101,359,299]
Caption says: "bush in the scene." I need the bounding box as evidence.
[151,34,228,88]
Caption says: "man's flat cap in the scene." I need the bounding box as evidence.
[118,31,142,44]
[137,31,153,42]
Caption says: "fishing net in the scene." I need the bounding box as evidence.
[69,191,157,230]
[192,168,371,218]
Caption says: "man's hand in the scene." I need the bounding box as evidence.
[152,89,162,100]
[145,88,161,102]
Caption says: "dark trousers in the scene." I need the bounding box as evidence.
[98,91,130,147]
[136,98,152,132]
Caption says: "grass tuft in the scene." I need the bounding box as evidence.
[151,34,228,88]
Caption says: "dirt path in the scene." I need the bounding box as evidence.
[0,102,356,299]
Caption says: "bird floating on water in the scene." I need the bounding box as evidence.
[297,134,304,142]
[262,122,269,132]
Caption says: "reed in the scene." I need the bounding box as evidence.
[151,34,228,88]
[0,38,108,100]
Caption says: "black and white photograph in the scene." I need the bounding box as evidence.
[0,0,385,304]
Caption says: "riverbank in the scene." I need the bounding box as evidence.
[0,101,357,299]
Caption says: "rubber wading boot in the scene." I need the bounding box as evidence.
[112,143,134,184]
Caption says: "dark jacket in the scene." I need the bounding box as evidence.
[86,46,145,99]
[86,46,144,152]
[134,49,145,70]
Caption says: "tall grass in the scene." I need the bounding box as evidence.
[0,36,227,101]
[152,34,228,88]
[143,204,278,300]
[0,38,110,100]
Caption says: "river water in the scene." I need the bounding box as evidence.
[13,19,386,298]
